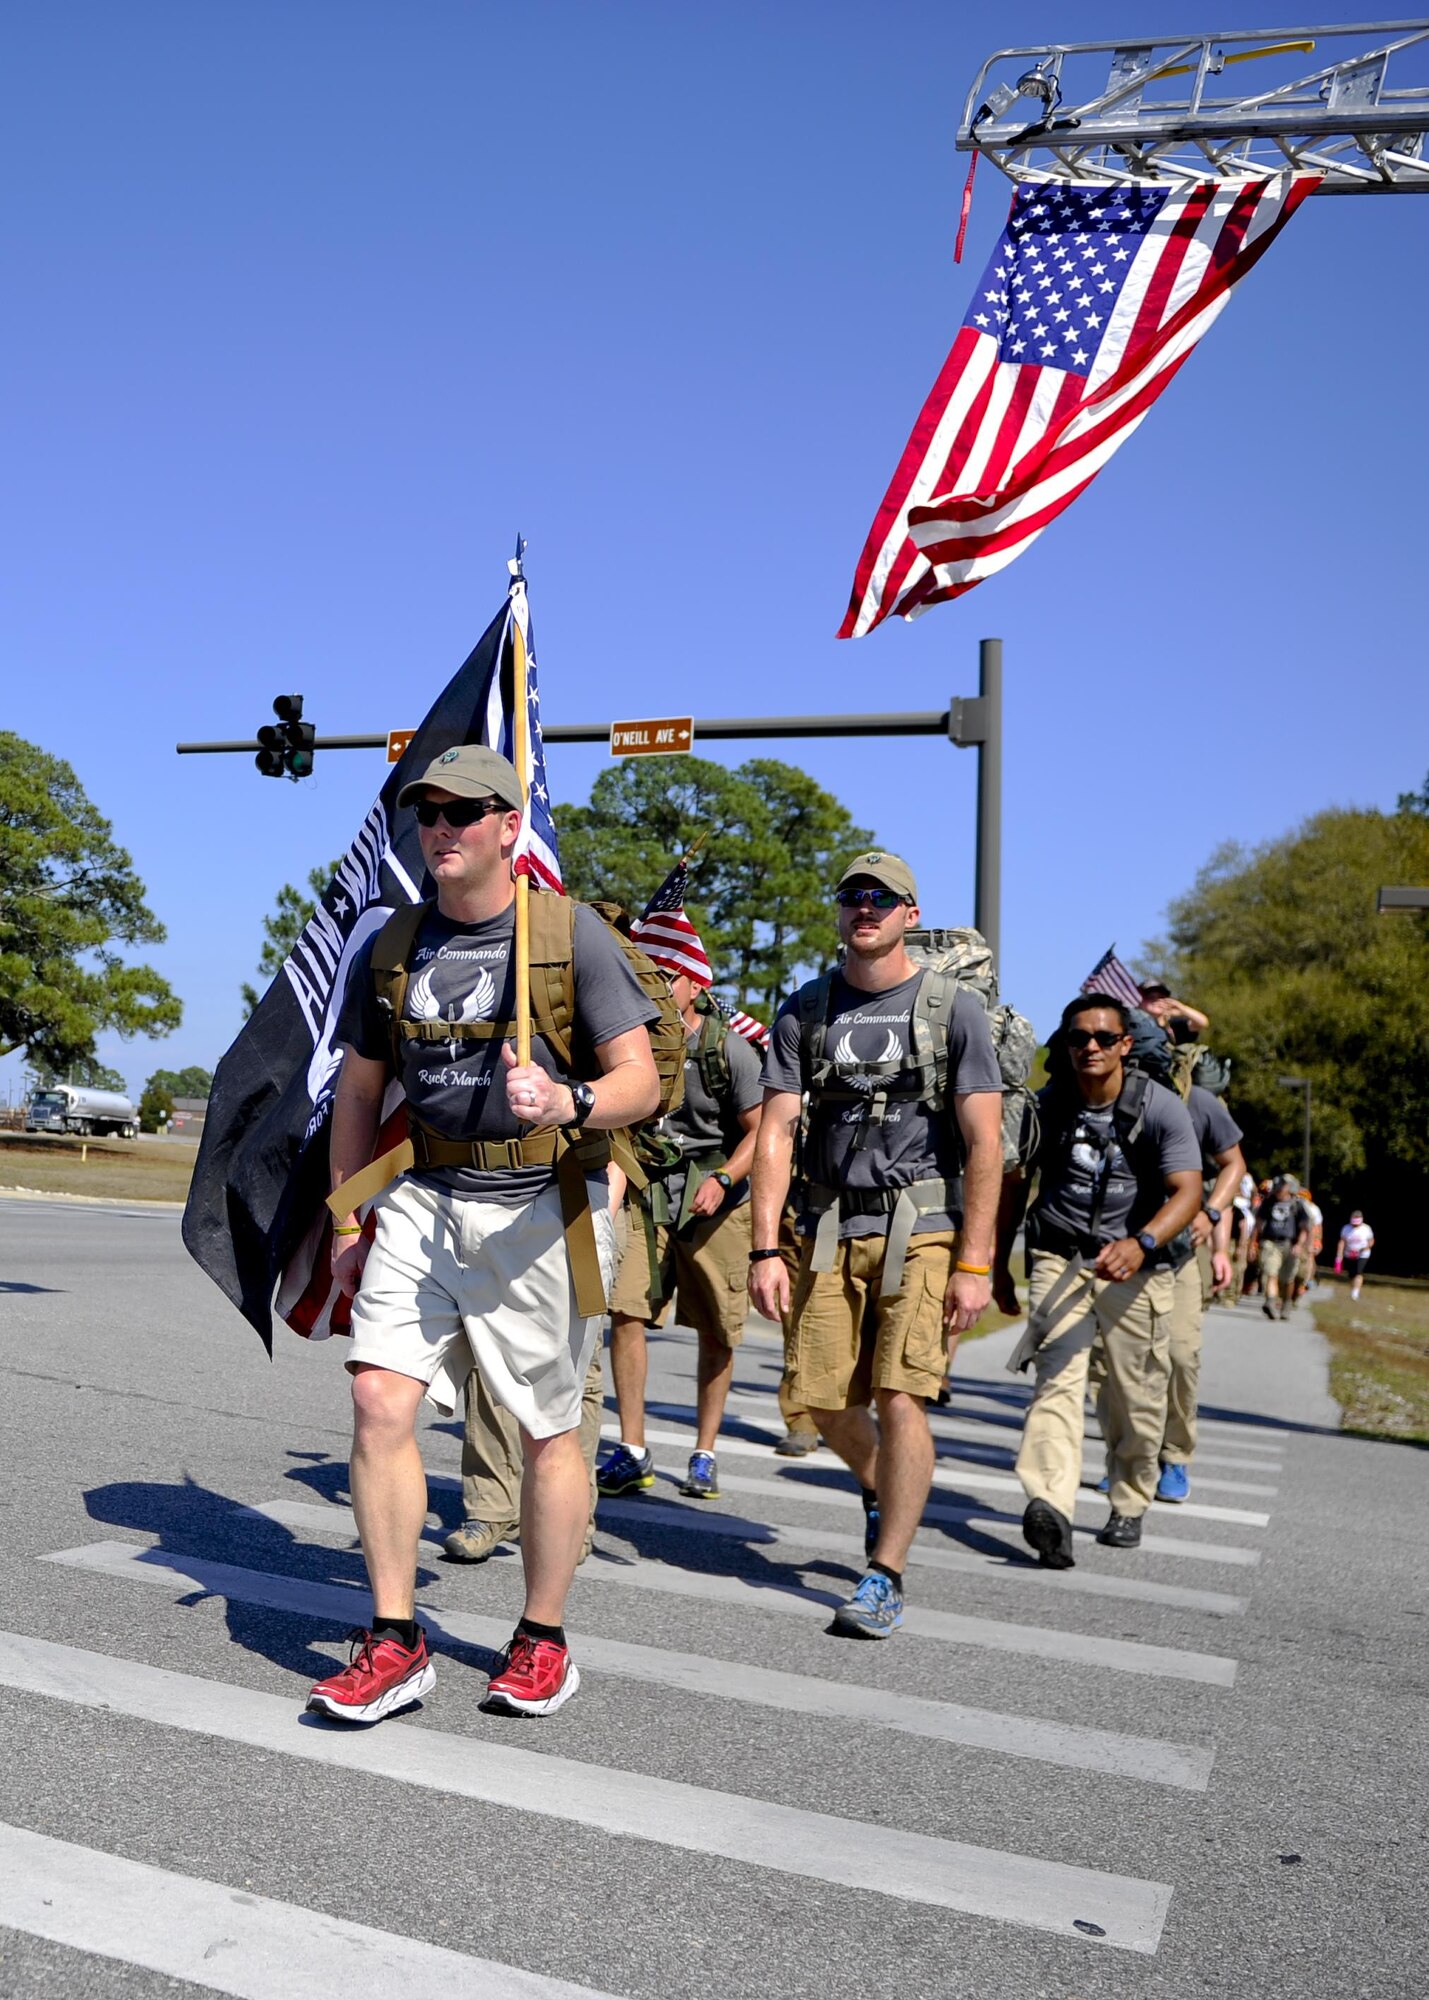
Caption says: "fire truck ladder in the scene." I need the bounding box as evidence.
[957,20,1429,193]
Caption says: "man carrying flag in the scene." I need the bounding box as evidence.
[306,742,660,1722]
[597,858,765,1502]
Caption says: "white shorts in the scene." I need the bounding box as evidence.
[347,1176,617,1437]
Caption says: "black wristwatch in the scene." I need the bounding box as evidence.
[564,1080,597,1129]
[1204,1205,1222,1226]
[713,1171,733,1191]
[749,1247,783,1263]
[1136,1231,1158,1256]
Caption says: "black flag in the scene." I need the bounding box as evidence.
[183,597,517,1350]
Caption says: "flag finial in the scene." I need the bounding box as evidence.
[508,533,528,583]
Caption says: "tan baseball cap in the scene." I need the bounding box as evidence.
[396,744,524,812]
[837,850,918,902]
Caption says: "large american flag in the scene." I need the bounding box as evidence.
[487,567,562,891]
[839,172,1319,638]
[630,859,713,987]
[1081,946,1144,1013]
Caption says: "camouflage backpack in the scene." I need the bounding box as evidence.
[903,928,1040,1172]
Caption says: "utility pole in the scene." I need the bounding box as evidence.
[949,637,1003,968]
[1278,1074,1312,1188]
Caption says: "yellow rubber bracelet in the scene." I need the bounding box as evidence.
[956,1261,991,1275]
[332,1224,362,1237]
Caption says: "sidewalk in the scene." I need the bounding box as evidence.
[955,1292,1342,1433]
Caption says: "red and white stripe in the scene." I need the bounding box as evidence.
[727,1009,770,1047]
[839,173,1319,638]
[630,912,713,987]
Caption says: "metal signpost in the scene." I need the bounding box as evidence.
[175,646,1006,962]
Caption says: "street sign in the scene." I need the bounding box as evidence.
[386,729,417,764]
[609,716,695,757]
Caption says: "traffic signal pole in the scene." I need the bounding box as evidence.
[178,642,1006,960]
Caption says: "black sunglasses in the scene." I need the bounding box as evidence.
[413,795,507,829]
[1067,1027,1125,1051]
[835,887,904,911]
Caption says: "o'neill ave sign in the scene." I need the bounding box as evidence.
[609,716,695,758]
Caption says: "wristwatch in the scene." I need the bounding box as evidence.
[1136,1231,1158,1256]
[713,1171,733,1191]
[565,1080,597,1129]
[1204,1205,1222,1226]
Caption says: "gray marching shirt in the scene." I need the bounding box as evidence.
[340,902,657,1206]
[761,969,1003,1240]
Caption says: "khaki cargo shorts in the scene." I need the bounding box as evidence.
[610,1197,752,1346]
[1257,1240,1294,1283]
[785,1229,956,1409]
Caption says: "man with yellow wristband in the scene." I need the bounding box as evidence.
[749,851,1004,1639]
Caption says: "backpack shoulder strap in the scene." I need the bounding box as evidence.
[371,900,433,1067]
[526,888,578,1069]
[909,968,957,1106]
[693,1006,732,1100]
[796,971,838,1087]
[1114,1069,1152,1152]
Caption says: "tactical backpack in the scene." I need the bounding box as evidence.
[792,926,1035,1297]
[327,889,685,1317]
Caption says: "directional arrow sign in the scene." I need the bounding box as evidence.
[386,729,417,764]
[610,717,695,757]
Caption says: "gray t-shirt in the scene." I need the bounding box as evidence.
[1033,1077,1201,1247]
[1187,1084,1243,1172]
[340,902,658,1205]
[761,970,1003,1239]
[659,1017,764,1212]
[1258,1195,1309,1244]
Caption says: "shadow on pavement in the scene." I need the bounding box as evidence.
[82,1471,446,1682]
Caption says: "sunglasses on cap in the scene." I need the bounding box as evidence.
[835,887,905,911]
[1067,1027,1126,1051]
[412,795,508,829]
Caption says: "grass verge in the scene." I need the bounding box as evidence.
[1312,1280,1429,1447]
[0,1134,198,1205]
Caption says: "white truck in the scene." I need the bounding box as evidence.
[25,1086,138,1139]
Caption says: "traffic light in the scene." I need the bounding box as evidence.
[255,695,316,780]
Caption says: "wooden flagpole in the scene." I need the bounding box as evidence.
[509,558,533,1068]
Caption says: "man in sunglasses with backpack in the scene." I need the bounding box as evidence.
[308,745,660,1725]
[750,852,1004,1639]
[1002,993,1202,1567]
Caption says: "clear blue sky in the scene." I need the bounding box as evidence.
[4,2,1425,1102]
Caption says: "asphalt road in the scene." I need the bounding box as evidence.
[0,1195,1424,1999]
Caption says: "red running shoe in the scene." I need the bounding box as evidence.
[307,1628,435,1723]
[481,1632,580,1716]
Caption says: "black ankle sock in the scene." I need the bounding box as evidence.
[372,1617,420,1651]
[870,1559,903,1593]
[516,1616,565,1647]
[860,1487,879,1513]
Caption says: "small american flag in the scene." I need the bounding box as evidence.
[630,859,713,987]
[487,569,561,890]
[840,172,1318,638]
[727,1008,769,1048]
[1081,946,1144,1013]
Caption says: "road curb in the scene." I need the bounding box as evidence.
[0,1185,185,1212]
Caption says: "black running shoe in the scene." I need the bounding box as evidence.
[1022,1498,1075,1570]
[1096,1510,1143,1549]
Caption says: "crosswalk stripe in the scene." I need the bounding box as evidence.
[0,1818,611,1999]
[0,1625,1174,1952]
[590,1497,1248,1616]
[43,1543,1214,1792]
[257,1488,1247,1618]
[247,1500,1237,1687]
[606,1427,1273,1527]
[719,1395,1286,1478]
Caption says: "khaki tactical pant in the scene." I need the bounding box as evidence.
[1016,1250,1173,1522]
[460,1349,604,1531]
[1161,1245,1211,1465]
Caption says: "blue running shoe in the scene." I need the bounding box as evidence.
[1095,1474,1109,1494]
[833,1570,904,1640]
[862,1499,881,1561]
[1156,1461,1190,1503]
[679,1450,719,1498]
[596,1443,655,1496]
